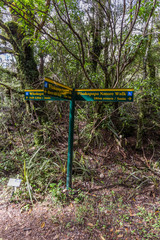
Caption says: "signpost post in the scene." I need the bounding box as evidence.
[25,77,134,190]
[66,89,75,189]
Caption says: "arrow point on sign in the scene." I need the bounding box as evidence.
[128,91,133,96]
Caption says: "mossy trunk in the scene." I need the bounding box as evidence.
[6,21,48,126]
[17,45,39,89]
[6,21,39,87]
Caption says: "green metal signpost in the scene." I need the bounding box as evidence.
[66,89,75,189]
[25,77,134,189]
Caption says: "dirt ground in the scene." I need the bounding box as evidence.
[1,143,160,240]
[0,194,94,240]
[1,178,160,240]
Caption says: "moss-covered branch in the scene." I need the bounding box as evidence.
[0,66,17,77]
[0,19,19,52]
[0,82,24,94]
[0,34,10,42]
[0,46,15,55]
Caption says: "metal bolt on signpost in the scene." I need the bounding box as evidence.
[66,89,75,189]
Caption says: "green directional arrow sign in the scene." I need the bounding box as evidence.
[74,89,134,102]
[44,77,72,100]
[25,89,67,101]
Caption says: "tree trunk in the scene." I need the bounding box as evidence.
[136,38,150,149]
[6,21,47,125]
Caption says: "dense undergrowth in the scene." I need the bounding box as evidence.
[0,90,160,200]
[0,92,160,239]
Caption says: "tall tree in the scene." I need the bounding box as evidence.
[0,0,51,89]
[2,0,157,89]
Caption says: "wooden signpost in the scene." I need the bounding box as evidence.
[25,77,134,189]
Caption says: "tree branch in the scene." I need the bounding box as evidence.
[34,0,51,38]
[0,82,23,94]
[53,1,85,65]
[0,46,15,54]
[113,0,157,87]
[0,67,17,77]
[0,19,19,52]
[0,34,10,42]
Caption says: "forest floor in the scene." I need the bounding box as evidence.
[0,138,160,240]
[0,184,160,240]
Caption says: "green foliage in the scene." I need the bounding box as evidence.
[73,154,95,181]
[0,151,18,175]
[6,21,25,41]
[50,181,67,204]
[0,0,160,212]
[136,206,160,239]
[34,130,44,145]
[75,204,88,225]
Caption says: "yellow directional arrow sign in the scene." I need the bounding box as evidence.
[44,77,72,100]
[74,88,134,102]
